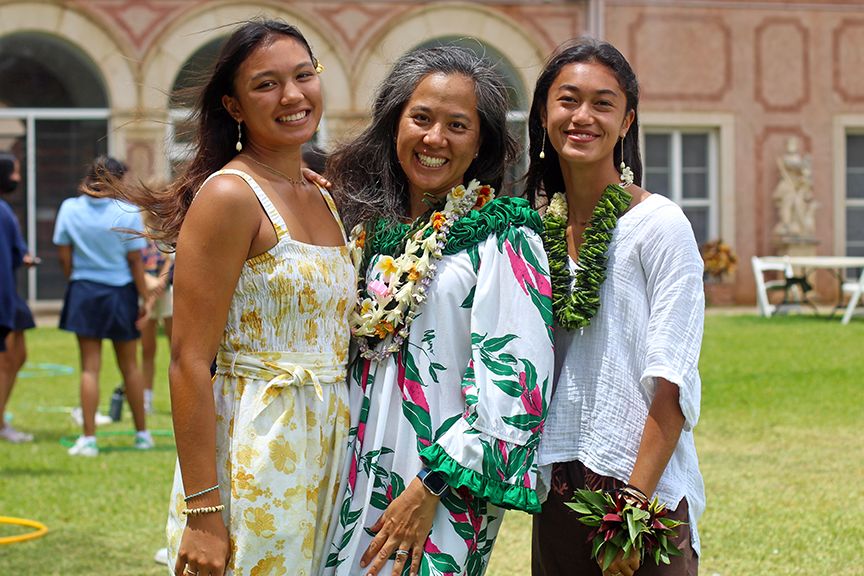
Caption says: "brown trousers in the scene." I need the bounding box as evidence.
[532,461,697,576]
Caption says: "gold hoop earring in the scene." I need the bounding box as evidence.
[236,121,243,152]
[539,128,547,159]
[618,135,634,188]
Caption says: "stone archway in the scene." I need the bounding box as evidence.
[354,2,547,115]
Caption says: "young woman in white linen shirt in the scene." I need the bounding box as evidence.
[525,38,705,576]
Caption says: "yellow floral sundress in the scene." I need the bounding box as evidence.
[167,169,354,576]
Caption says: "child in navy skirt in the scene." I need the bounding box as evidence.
[1,150,37,443]
[54,156,155,457]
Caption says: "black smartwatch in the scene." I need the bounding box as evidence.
[417,467,449,497]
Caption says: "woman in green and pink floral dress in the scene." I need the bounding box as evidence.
[321,47,554,576]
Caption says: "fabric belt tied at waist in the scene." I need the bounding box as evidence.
[216,350,345,419]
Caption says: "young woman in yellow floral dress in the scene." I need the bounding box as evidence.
[116,20,353,576]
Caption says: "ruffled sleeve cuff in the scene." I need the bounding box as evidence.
[419,442,542,513]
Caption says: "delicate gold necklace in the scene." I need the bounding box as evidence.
[238,153,306,187]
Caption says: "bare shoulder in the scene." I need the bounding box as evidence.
[183,171,261,241]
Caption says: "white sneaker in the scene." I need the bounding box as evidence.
[68,435,98,457]
[154,547,168,565]
[0,423,34,443]
[71,408,114,426]
[135,430,155,450]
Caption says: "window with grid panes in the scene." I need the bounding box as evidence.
[643,130,717,246]
[846,133,864,277]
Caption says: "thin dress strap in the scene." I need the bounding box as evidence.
[315,184,348,243]
[196,169,290,239]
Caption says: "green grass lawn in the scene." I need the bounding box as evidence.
[2,315,864,575]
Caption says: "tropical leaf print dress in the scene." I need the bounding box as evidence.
[166,170,354,576]
[322,197,554,576]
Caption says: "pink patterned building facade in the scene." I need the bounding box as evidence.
[2,0,864,306]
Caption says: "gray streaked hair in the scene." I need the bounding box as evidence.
[329,45,519,231]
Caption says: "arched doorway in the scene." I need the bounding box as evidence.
[0,32,111,302]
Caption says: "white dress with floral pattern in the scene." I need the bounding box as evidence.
[321,197,554,576]
[166,170,355,576]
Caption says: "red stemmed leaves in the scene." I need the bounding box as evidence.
[566,489,685,571]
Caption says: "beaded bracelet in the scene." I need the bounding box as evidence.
[181,504,225,517]
[184,485,219,502]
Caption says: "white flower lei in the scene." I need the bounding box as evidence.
[348,179,494,362]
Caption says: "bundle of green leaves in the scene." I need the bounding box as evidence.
[566,489,684,571]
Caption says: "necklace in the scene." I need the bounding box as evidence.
[238,153,306,187]
[541,184,632,331]
[348,180,494,362]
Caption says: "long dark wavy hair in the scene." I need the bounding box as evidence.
[329,46,519,231]
[114,19,317,248]
[524,37,642,206]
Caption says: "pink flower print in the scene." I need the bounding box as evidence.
[504,240,552,299]
[504,240,532,296]
[348,455,359,490]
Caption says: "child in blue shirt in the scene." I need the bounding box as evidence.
[53,156,155,456]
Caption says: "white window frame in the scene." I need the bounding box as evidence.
[640,112,736,246]
[834,115,864,273]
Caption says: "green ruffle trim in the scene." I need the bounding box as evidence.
[370,197,543,256]
[419,442,541,513]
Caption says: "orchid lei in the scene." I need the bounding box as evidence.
[541,184,632,331]
[348,180,494,362]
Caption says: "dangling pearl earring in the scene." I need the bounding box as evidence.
[236,121,243,152]
[539,128,547,159]
[618,135,634,188]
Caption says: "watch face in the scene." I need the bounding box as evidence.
[423,470,448,495]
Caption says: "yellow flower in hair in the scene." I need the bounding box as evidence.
[315,61,324,74]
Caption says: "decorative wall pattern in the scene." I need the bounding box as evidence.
[627,13,731,101]
[755,18,810,112]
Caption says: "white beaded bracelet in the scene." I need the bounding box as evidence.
[181,504,225,517]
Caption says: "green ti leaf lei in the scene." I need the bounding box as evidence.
[541,184,632,331]
[567,489,685,570]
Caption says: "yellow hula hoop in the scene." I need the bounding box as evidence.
[0,516,49,545]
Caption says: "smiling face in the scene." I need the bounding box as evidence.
[222,36,322,151]
[396,72,482,203]
[542,60,634,170]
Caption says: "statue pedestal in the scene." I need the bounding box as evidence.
[772,235,819,258]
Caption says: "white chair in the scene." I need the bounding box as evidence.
[841,272,864,324]
[751,256,806,318]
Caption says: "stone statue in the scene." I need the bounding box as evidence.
[772,137,819,239]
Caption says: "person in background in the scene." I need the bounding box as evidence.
[525,38,705,576]
[53,155,154,457]
[0,150,37,443]
[140,211,174,414]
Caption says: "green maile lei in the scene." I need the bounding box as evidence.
[541,184,632,331]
